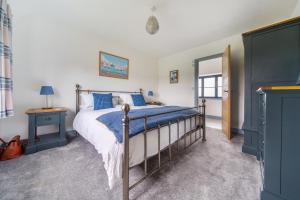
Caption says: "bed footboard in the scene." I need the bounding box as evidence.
[122,100,206,200]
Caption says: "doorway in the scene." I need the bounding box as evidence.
[194,46,232,139]
[196,56,223,129]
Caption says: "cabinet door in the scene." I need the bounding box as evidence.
[251,25,300,82]
[250,25,300,130]
[264,93,282,194]
[281,96,300,200]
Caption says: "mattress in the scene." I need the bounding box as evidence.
[73,105,198,189]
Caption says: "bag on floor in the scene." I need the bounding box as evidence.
[0,135,23,161]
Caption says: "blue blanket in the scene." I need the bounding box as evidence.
[97,106,198,143]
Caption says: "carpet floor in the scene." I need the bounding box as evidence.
[0,128,260,200]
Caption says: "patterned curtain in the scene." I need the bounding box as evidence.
[0,0,13,119]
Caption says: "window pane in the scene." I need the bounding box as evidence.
[204,77,215,87]
[218,87,222,97]
[198,87,202,97]
[198,79,202,87]
[218,76,222,87]
[204,88,215,97]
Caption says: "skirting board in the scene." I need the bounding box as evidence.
[231,128,244,135]
[206,115,222,120]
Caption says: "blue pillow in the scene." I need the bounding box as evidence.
[93,93,113,110]
[131,94,146,106]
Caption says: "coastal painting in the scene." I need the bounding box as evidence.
[99,51,129,79]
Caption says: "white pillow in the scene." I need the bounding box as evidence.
[80,93,93,110]
[114,105,122,110]
[112,96,119,107]
[119,94,134,106]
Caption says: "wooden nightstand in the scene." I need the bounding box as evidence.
[24,108,68,154]
[146,101,163,106]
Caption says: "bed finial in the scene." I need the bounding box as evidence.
[76,84,80,90]
[139,88,143,94]
[75,84,81,114]
[122,103,130,200]
[122,104,130,114]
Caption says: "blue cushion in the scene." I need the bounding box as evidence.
[93,93,113,110]
[131,94,146,106]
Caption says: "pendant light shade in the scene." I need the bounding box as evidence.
[146,6,159,35]
[146,15,159,35]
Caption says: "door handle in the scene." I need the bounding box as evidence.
[224,90,229,93]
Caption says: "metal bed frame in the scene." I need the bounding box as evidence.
[75,84,206,200]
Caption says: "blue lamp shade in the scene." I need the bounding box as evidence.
[148,91,154,96]
[40,86,54,95]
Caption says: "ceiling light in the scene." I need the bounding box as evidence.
[146,6,159,35]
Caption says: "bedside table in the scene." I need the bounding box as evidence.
[146,101,163,106]
[24,108,68,154]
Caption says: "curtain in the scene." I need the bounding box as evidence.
[0,0,13,119]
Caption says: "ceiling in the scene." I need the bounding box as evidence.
[9,0,298,57]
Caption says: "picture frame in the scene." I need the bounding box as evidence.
[99,51,129,79]
[170,70,179,84]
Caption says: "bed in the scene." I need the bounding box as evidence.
[73,84,206,200]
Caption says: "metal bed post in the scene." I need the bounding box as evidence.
[190,117,192,144]
[75,84,81,136]
[194,115,197,141]
[201,99,206,142]
[158,125,161,168]
[168,122,172,161]
[122,104,130,200]
[184,119,187,149]
[144,116,148,175]
[177,120,180,152]
[75,84,80,114]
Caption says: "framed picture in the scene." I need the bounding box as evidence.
[170,70,179,84]
[99,51,129,79]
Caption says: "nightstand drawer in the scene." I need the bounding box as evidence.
[36,113,60,126]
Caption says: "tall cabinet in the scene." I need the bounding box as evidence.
[242,17,300,158]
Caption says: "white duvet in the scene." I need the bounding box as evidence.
[73,105,197,189]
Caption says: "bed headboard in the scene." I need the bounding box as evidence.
[75,84,142,114]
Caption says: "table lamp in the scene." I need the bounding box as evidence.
[40,86,54,109]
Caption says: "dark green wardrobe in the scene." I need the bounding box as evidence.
[242,17,300,158]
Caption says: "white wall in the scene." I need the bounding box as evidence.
[198,58,222,75]
[198,57,222,117]
[158,34,244,129]
[291,0,300,16]
[0,7,158,141]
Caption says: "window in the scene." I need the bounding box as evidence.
[198,74,222,98]
[217,76,222,98]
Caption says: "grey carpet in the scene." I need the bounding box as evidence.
[0,128,260,200]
